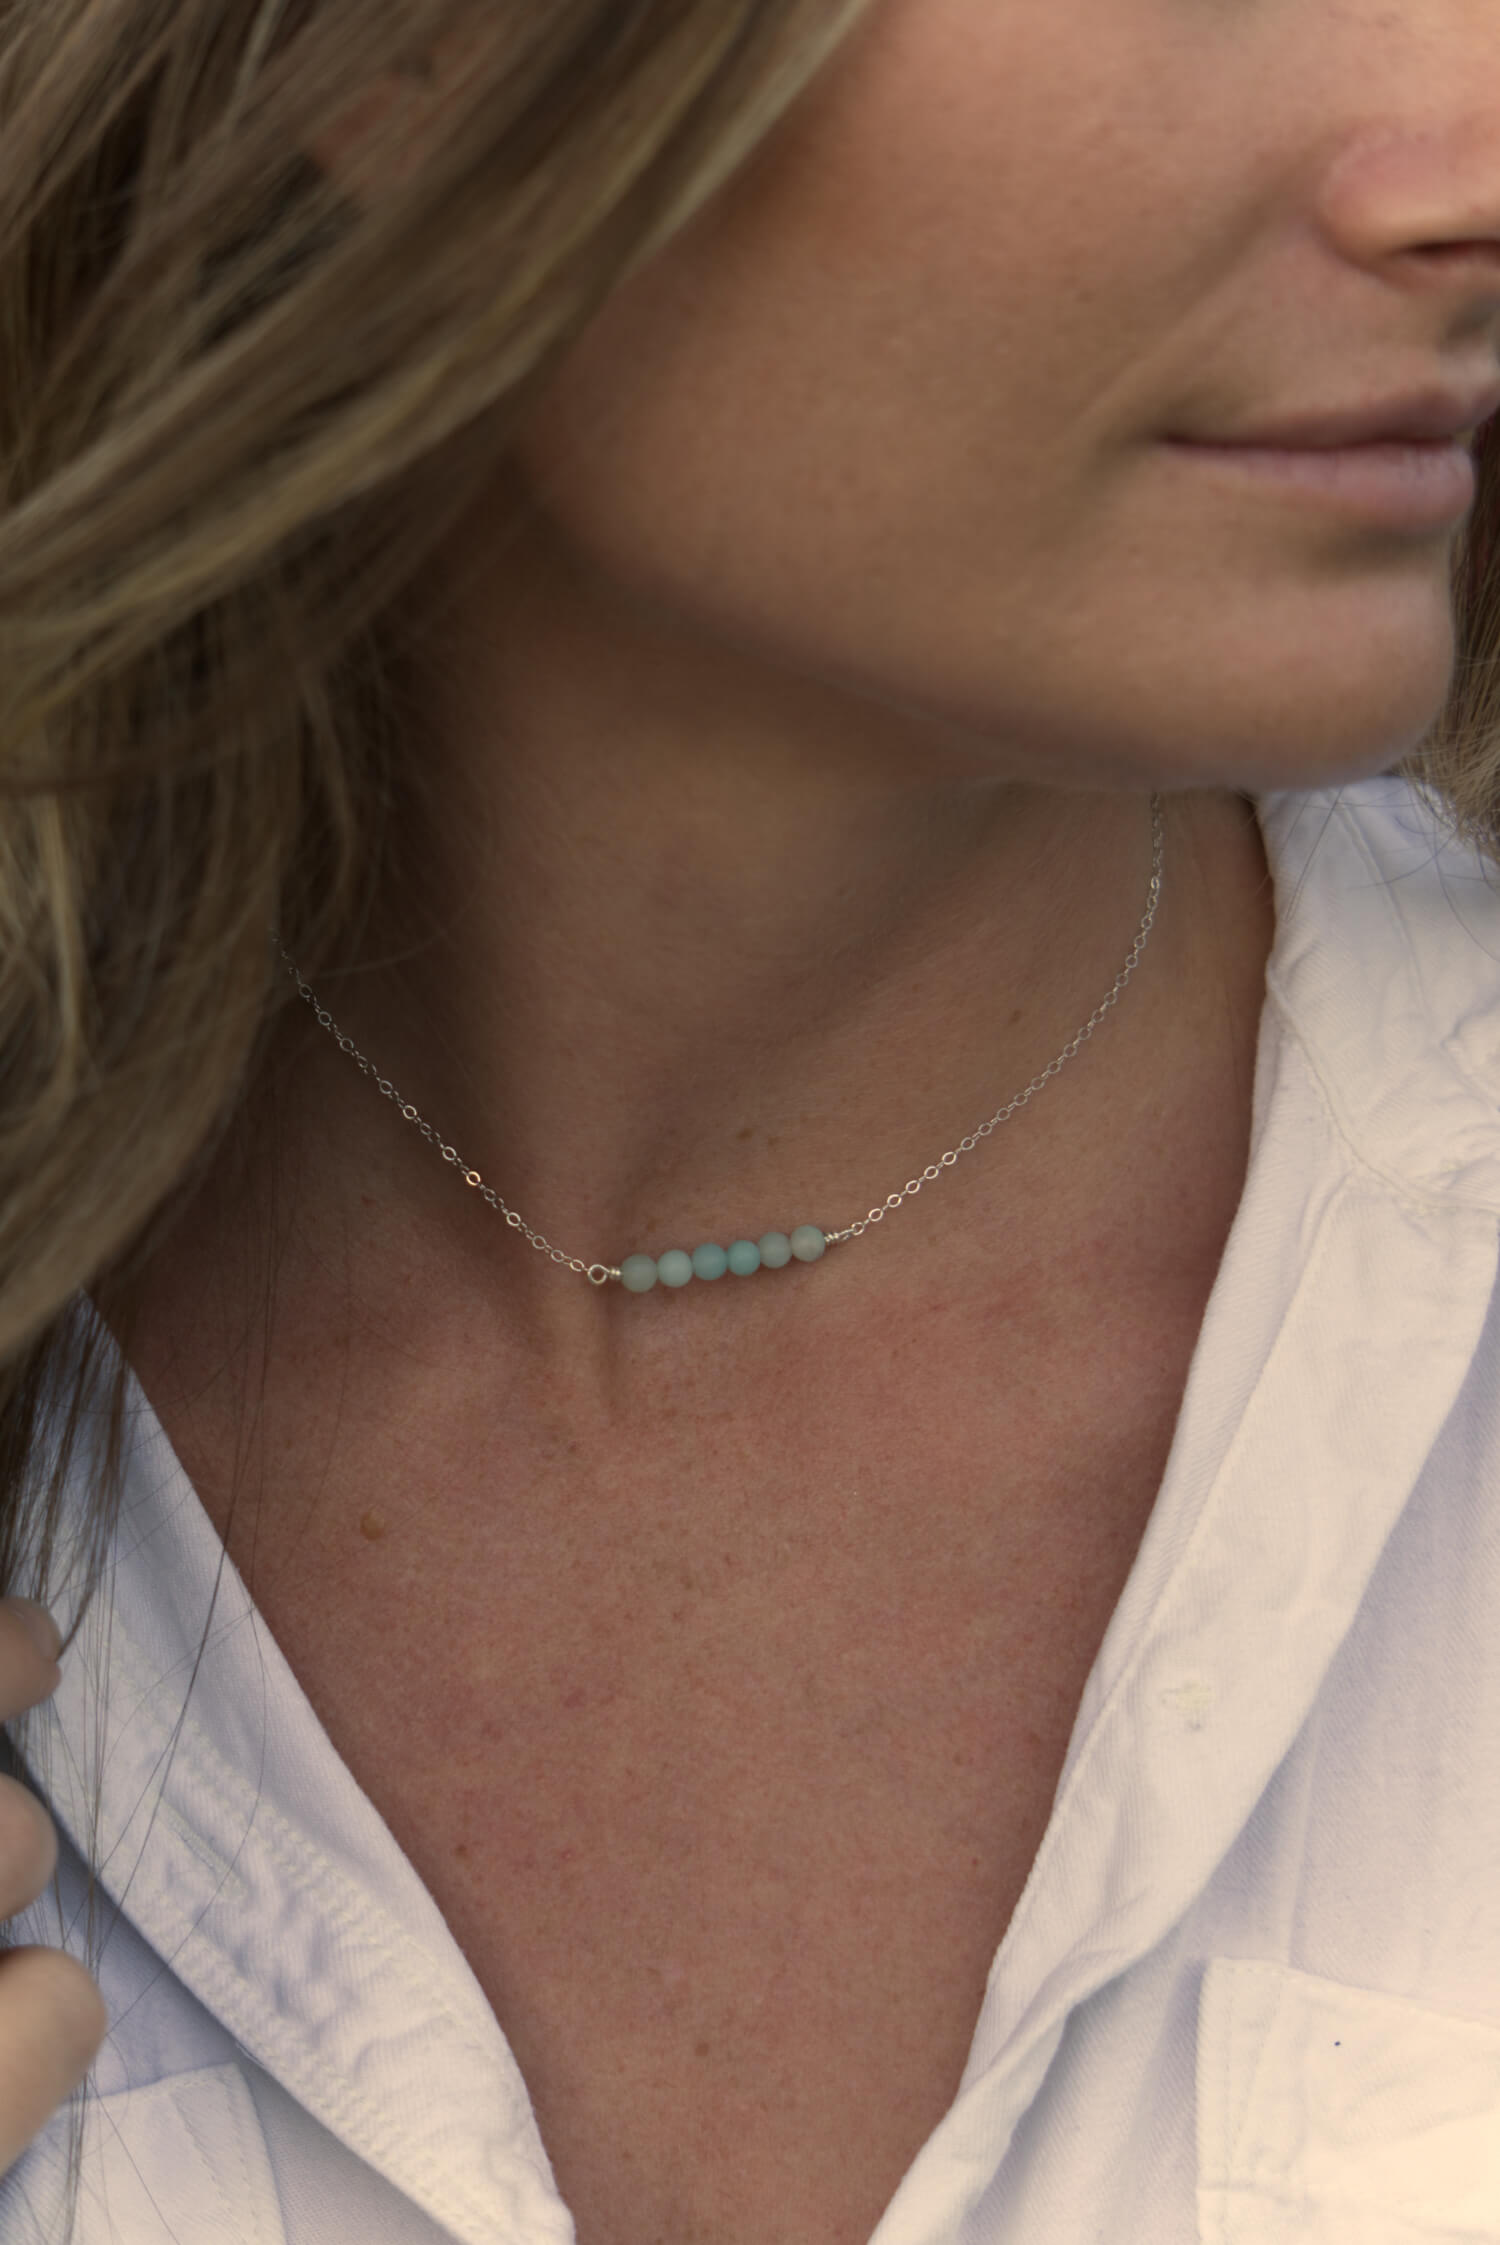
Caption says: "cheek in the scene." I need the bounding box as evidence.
[507,0,1185,632]
[506,193,1141,780]
[512,178,1098,668]
[511,217,989,610]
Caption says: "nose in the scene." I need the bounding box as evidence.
[1313,16,1500,330]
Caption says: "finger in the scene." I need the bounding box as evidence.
[0,1946,108,2181]
[0,1777,56,1923]
[0,1603,62,1721]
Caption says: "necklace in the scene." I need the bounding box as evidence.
[274,792,1164,1294]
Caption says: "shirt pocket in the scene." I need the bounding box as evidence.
[1197,1957,1500,2244]
[0,2059,287,2244]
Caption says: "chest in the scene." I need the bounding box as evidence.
[117,1025,1256,2245]
[228,1312,1194,2245]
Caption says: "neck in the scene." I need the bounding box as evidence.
[180,529,1275,1401]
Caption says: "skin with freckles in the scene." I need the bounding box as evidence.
[113,5,1500,2243]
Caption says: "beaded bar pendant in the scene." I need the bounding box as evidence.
[618,1225,827,1294]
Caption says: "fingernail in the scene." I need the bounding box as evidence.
[2,1597,61,1663]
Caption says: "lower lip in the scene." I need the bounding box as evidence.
[1165,436,1476,527]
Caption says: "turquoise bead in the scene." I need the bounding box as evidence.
[625,1233,824,1292]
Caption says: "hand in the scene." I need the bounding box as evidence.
[0,1598,108,2180]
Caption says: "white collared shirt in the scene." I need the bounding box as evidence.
[4,774,1500,2245]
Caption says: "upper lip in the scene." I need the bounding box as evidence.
[1178,382,1500,450]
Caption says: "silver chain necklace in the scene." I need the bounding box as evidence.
[274,792,1164,1294]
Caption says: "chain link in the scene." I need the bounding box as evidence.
[822,791,1166,1244]
[273,945,617,1285]
[274,791,1163,1284]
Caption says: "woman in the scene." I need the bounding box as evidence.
[0,0,1498,2238]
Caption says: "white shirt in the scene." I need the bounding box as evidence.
[4,772,1500,2245]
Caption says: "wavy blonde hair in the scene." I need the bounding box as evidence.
[2,0,1500,2230]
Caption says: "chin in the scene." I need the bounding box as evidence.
[1123,619,1459,795]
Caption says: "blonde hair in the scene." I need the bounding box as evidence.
[2,0,1500,2227]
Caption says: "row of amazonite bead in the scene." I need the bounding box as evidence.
[619,1225,827,1294]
